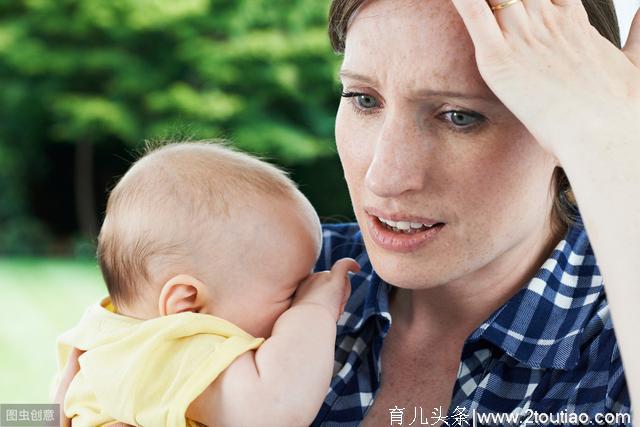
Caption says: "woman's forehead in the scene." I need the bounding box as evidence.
[343,0,490,96]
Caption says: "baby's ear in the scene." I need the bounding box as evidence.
[158,274,210,316]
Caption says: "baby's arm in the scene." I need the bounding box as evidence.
[186,258,359,427]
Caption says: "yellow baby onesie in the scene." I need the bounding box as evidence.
[55,297,265,427]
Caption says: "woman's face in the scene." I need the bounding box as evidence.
[336,0,561,289]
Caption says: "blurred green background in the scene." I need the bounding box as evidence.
[0,0,353,403]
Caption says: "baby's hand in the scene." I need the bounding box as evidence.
[291,258,360,321]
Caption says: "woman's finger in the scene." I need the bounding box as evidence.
[623,8,640,68]
[521,0,560,38]
[54,347,84,427]
[550,0,582,7]
[449,0,507,61]
[486,0,531,36]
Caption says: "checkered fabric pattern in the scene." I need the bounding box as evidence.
[310,222,632,426]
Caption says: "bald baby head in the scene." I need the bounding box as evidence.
[97,141,321,312]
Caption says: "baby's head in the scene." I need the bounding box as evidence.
[97,141,322,337]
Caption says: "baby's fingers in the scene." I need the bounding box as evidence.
[330,258,360,278]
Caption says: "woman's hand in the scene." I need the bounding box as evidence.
[449,0,640,158]
[54,347,133,427]
[54,347,83,427]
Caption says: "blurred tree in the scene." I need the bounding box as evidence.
[0,0,347,253]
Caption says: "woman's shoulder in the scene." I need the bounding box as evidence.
[450,222,632,421]
[574,292,631,415]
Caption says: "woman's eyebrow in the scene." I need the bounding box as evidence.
[338,69,378,85]
[339,69,500,103]
[414,89,500,103]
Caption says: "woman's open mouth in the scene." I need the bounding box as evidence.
[366,212,445,253]
[377,216,443,233]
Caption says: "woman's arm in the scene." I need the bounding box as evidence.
[450,0,640,422]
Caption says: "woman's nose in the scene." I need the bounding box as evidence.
[364,113,427,198]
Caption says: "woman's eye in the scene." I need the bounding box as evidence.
[445,111,476,126]
[341,91,381,113]
[440,110,485,132]
[355,94,379,109]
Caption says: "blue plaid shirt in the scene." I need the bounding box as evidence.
[311,222,632,426]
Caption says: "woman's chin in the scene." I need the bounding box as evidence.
[368,255,451,290]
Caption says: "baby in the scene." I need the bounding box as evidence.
[55,141,359,426]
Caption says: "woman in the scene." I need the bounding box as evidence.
[310,0,639,424]
[57,0,639,425]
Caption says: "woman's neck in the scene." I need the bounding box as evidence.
[388,217,567,343]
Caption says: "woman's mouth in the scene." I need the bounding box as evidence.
[377,216,441,233]
[366,212,445,253]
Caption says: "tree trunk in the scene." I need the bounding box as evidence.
[75,139,97,240]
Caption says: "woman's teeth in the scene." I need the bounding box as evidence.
[377,216,437,233]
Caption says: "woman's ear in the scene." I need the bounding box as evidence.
[157,274,211,316]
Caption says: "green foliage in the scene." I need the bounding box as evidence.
[0,0,340,154]
[0,0,347,254]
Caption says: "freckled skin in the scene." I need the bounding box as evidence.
[336,0,562,294]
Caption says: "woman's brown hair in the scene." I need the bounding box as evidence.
[328,0,621,232]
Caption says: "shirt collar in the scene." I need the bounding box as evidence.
[337,260,393,337]
[468,223,604,370]
[339,221,603,371]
